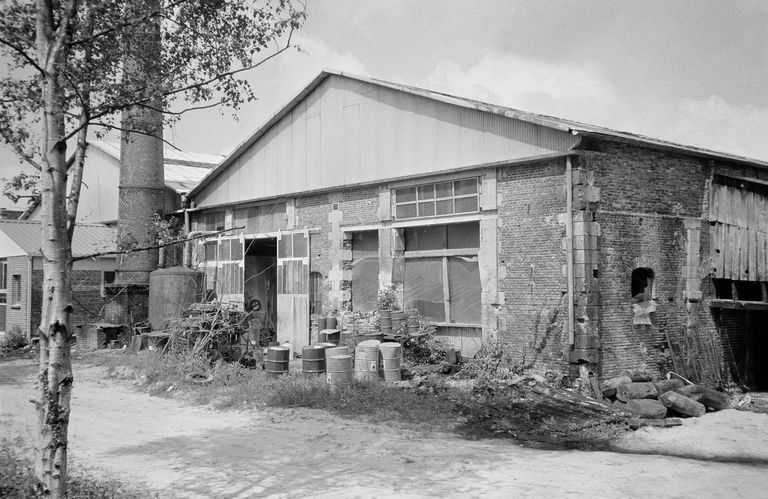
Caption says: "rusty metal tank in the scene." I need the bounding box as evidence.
[148,266,204,330]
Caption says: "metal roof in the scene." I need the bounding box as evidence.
[188,69,768,199]
[88,141,223,194]
[0,220,116,257]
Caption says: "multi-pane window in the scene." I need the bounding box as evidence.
[402,222,481,324]
[394,178,479,220]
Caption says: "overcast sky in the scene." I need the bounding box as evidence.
[2,0,767,208]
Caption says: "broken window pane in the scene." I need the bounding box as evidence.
[448,256,481,324]
[352,231,379,312]
[446,222,480,249]
[404,257,445,322]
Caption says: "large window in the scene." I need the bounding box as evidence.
[394,178,479,220]
[351,231,379,312]
[403,222,481,324]
[194,211,225,232]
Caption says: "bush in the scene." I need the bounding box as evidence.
[0,327,27,354]
[0,438,158,498]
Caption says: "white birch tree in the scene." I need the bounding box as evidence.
[0,1,305,495]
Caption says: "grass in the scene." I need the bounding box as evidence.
[97,349,460,430]
[0,438,160,499]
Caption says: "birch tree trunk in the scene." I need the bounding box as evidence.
[35,2,77,496]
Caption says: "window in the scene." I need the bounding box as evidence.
[403,222,481,324]
[351,231,379,312]
[631,268,655,325]
[194,211,225,232]
[0,259,6,291]
[11,275,21,304]
[394,178,479,220]
[102,271,116,297]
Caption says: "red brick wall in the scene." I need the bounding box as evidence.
[496,158,569,372]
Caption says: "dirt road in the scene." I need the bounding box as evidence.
[2,359,768,498]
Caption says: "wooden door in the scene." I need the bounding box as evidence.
[276,229,310,351]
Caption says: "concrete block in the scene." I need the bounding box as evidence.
[569,347,598,364]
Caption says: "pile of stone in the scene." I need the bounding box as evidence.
[599,370,731,419]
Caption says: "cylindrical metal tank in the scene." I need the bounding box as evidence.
[148,266,204,330]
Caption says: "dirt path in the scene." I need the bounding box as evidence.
[2,360,768,498]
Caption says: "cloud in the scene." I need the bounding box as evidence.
[666,95,768,161]
[278,36,369,79]
[422,53,618,120]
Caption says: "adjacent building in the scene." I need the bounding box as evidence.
[0,220,116,336]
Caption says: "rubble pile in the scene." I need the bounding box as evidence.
[598,370,732,420]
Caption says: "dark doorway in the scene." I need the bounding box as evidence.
[745,311,768,389]
[244,238,277,335]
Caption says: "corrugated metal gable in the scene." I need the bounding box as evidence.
[192,73,578,208]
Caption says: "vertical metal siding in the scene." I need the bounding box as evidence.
[193,75,577,207]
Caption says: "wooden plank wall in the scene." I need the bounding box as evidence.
[710,183,768,280]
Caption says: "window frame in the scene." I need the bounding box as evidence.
[394,177,480,220]
[11,274,21,306]
[101,270,116,297]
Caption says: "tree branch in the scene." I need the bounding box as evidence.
[67,0,191,47]
[72,226,245,261]
[90,121,182,151]
[0,36,47,75]
[0,128,43,170]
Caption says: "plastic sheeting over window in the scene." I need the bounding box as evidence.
[447,256,481,324]
[352,231,379,312]
[403,257,445,321]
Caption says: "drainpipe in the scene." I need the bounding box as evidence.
[566,155,575,345]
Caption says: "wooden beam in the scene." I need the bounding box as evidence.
[710,299,768,311]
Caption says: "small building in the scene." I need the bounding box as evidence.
[27,140,223,225]
[0,220,117,337]
[185,70,768,387]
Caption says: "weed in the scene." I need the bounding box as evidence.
[0,437,159,498]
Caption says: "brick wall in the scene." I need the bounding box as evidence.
[582,139,759,381]
[71,269,112,327]
[496,159,569,372]
[295,186,380,313]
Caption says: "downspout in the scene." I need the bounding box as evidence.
[27,256,33,340]
[566,155,575,345]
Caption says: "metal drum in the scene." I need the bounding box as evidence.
[325,346,350,358]
[355,340,381,382]
[379,342,402,382]
[326,355,353,386]
[302,345,326,376]
[265,346,290,378]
